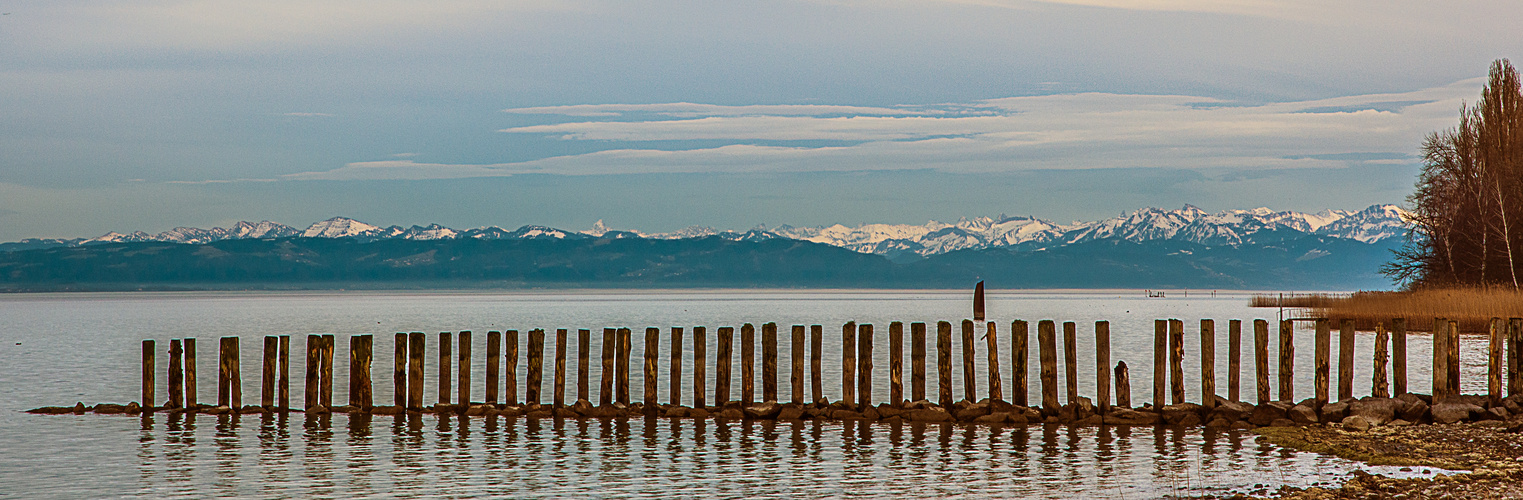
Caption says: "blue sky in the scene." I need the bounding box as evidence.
[2,1,1520,240]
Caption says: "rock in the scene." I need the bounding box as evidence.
[1073,396,1095,419]
[860,407,880,421]
[743,402,782,419]
[72,402,88,414]
[498,407,525,418]
[525,410,553,419]
[554,408,578,418]
[1505,396,1523,415]
[1387,419,1412,427]
[1008,412,1029,426]
[1104,408,1160,425]
[778,406,805,420]
[1270,418,1296,427]
[688,408,710,419]
[1481,407,1508,421]
[1073,415,1103,426]
[1349,397,1402,425]
[94,404,126,414]
[125,402,141,414]
[1175,413,1202,427]
[465,405,489,416]
[1399,400,1429,423]
[26,406,74,415]
[956,402,990,421]
[664,406,690,418]
[975,412,1011,424]
[1249,402,1291,426]
[907,408,953,423]
[1206,417,1232,428]
[876,405,905,419]
[1431,401,1483,424]
[1019,406,1042,422]
[1319,401,1350,423]
[1161,403,1207,425]
[579,405,618,418]
[1211,400,1255,422]
[830,409,865,420]
[1288,405,1318,425]
[1341,415,1372,432]
[572,399,593,413]
[715,408,744,420]
[1231,420,1255,429]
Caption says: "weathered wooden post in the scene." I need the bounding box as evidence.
[186,338,198,408]
[1095,321,1110,413]
[1373,323,1390,398]
[407,332,424,410]
[842,321,857,406]
[1393,318,1408,396]
[598,328,613,405]
[810,324,823,403]
[858,323,874,408]
[1279,320,1294,402]
[1201,319,1216,409]
[438,331,452,406]
[741,323,755,404]
[460,330,474,406]
[1153,320,1167,408]
[937,321,953,407]
[1314,319,1330,406]
[528,328,545,405]
[1448,320,1461,395]
[671,327,684,406]
[487,331,501,405]
[277,336,288,410]
[507,330,522,405]
[1254,320,1269,404]
[716,326,733,405]
[168,339,184,408]
[578,329,591,403]
[617,327,631,405]
[1012,320,1028,407]
[962,319,978,403]
[222,336,241,409]
[1038,320,1058,414]
[763,322,778,403]
[305,334,320,409]
[1114,361,1131,408]
[394,333,407,407]
[352,335,373,409]
[694,326,708,408]
[142,340,155,410]
[1169,319,1184,405]
[889,322,904,404]
[1433,318,1449,400]
[986,321,1003,402]
[644,327,659,405]
[1511,318,1522,397]
[320,334,334,408]
[1338,319,1355,401]
[911,322,927,403]
[791,325,805,404]
[1491,318,1504,405]
[555,329,568,407]
[1228,319,1241,403]
[1064,321,1078,405]
[261,336,276,408]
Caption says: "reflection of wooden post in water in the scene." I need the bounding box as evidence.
[1228,320,1241,403]
[394,333,407,407]
[185,338,198,408]
[763,322,778,403]
[842,322,856,406]
[1314,319,1330,406]
[261,336,276,408]
[694,326,707,408]
[1095,321,1110,413]
[672,327,684,406]
[169,339,184,408]
[1038,320,1058,414]
[741,323,755,405]
[911,322,927,403]
[461,331,474,406]
[1373,324,1390,398]
[439,331,452,406]
[1153,320,1166,409]
[716,326,733,406]
[1432,318,1448,400]
[1200,319,1215,409]
[1279,320,1294,402]
[791,325,805,404]
[597,328,612,406]
[1168,319,1184,405]
[810,325,823,404]
[1012,320,1029,407]
[644,327,659,405]
[1254,320,1269,404]
[985,322,1002,402]
[937,321,953,407]
[962,319,977,403]
[1114,361,1131,408]
[407,332,424,409]
[1339,320,1355,401]
[889,321,903,404]
[858,324,873,408]
[487,331,500,404]
[142,340,155,410]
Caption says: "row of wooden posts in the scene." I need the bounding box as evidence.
[140,317,1523,414]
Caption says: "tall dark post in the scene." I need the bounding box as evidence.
[791,325,805,404]
[185,338,198,408]
[1279,320,1295,402]
[936,321,953,407]
[810,325,823,404]
[1169,319,1184,405]
[1114,361,1131,408]
[224,337,241,409]
[671,327,684,406]
[555,328,567,407]
[1254,320,1269,404]
[407,332,424,410]
[617,327,632,405]
[1338,319,1355,401]
[842,321,857,407]
[889,321,904,404]
[507,330,521,405]
[277,335,289,410]
[1038,320,1058,414]
[1095,321,1110,413]
[985,321,1002,402]
[261,336,276,408]
[1228,319,1241,403]
[973,280,985,321]
[1153,320,1167,408]
[1314,319,1330,406]
[578,329,591,403]
[320,334,334,409]
[762,322,778,403]
[1200,319,1216,409]
[487,331,501,404]
[438,331,452,406]
[1491,318,1504,405]
[599,328,613,406]
[694,326,707,408]
[352,335,373,409]
[218,338,230,407]
[1373,323,1390,398]
[716,326,733,405]
[858,323,874,408]
[142,340,155,410]
[911,322,927,403]
[394,333,407,408]
[643,327,659,405]
[1511,318,1522,397]
[961,319,978,403]
[305,334,320,409]
[1393,318,1408,396]
[460,330,474,406]
[168,339,184,409]
[1063,321,1078,405]
[1433,319,1449,399]
[528,328,545,405]
[741,323,755,404]
[1448,321,1461,396]
[1012,320,1028,407]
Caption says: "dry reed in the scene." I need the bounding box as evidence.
[1251,288,1523,333]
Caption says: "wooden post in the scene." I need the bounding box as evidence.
[1511,318,1522,397]
[1373,323,1390,398]
[1153,319,1167,408]
[218,338,231,407]
[407,332,424,409]
[842,321,857,406]
[1095,321,1110,413]
[1114,361,1131,408]
[617,327,632,405]
[598,328,613,405]
[142,340,155,409]
[889,321,903,404]
[507,330,521,405]
[986,322,1003,402]
[528,328,545,405]
[305,334,320,409]
[716,326,733,405]
[1448,320,1461,396]
[1279,320,1294,402]
[1063,321,1078,405]
[694,326,707,408]
[1338,319,1355,401]
[858,323,873,408]
[763,322,778,403]
[644,327,659,405]
[185,338,198,408]
[439,331,452,406]
[1314,319,1330,405]
[1433,318,1448,400]
[1200,319,1216,409]
[320,334,334,409]
[225,337,241,409]
[811,325,823,404]
[1168,319,1184,405]
[1393,318,1408,396]
[937,321,953,407]
[1012,320,1028,407]
[1038,320,1058,414]
[394,333,407,408]
[461,330,474,406]
[1254,320,1269,404]
[168,339,184,408]
[1228,319,1241,403]
[261,336,276,408]
[578,329,591,403]
[277,336,288,410]
[911,322,927,403]
[741,323,755,404]
[671,327,684,406]
[487,331,501,404]
[961,319,977,403]
[352,335,373,409]
[555,329,567,407]
[791,325,805,404]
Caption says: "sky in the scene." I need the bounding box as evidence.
[2,0,1521,240]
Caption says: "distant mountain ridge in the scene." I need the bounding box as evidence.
[0,204,1410,259]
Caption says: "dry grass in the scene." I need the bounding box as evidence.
[1251,288,1523,333]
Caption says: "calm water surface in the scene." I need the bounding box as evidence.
[0,290,1473,498]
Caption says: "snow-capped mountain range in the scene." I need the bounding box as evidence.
[5,204,1410,257]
